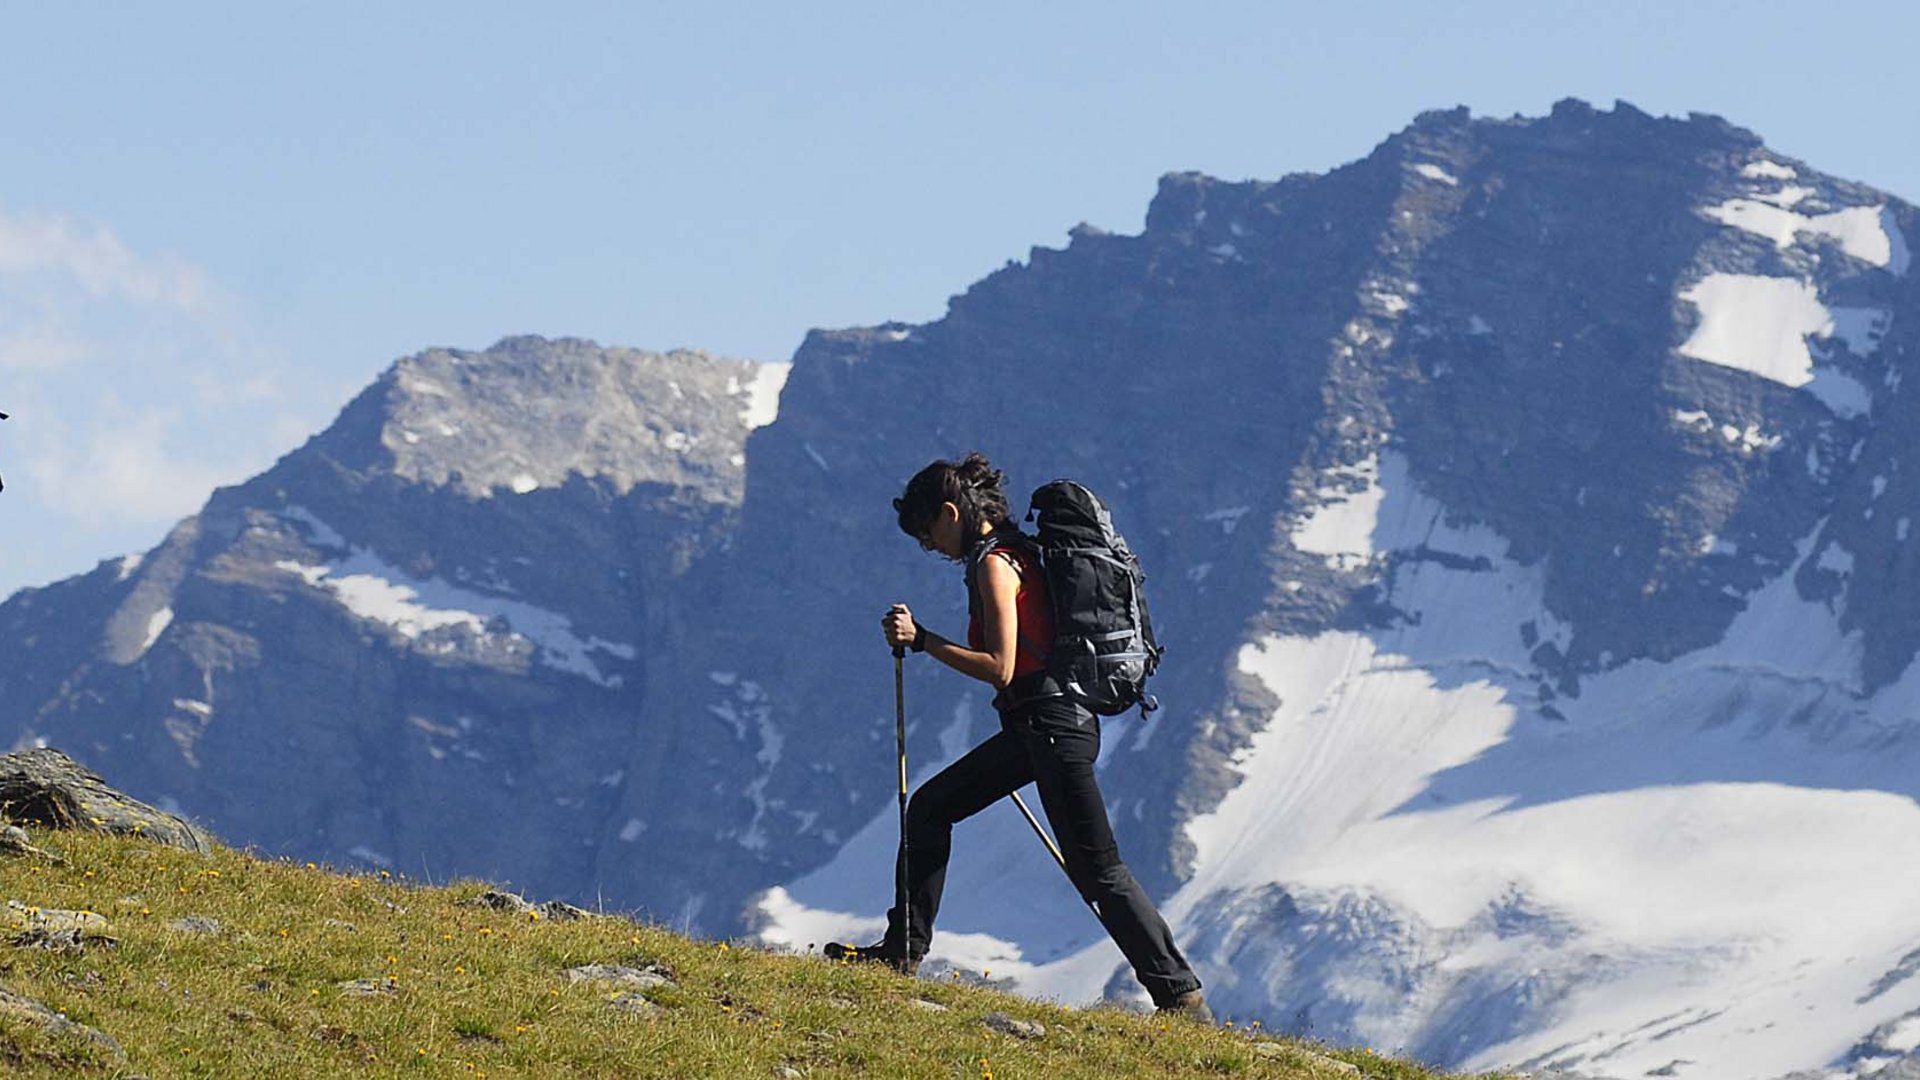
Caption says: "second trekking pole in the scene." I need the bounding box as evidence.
[893,641,910,962]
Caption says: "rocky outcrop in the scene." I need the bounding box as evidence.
[0,984,128,1066]
[0,748,209,853]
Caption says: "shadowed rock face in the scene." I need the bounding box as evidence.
[3,102,1919,1075]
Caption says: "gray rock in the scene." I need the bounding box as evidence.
[337,977,399,997]
[0,824,63,865]
[0,983,127,1065]
[5,899,116,952]
[981,1011,1045,1040]
[463,889,589,922]
[608,993,668,1018]
[562,963,676,991]
[0,748,210,852]
[168,915,223,935]
[1250,1041,1362,1075]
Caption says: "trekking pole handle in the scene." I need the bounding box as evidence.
[888,602,910,658]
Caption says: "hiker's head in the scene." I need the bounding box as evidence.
[894,453,1011,559]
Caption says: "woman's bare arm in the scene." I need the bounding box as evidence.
[883,554,1021,690]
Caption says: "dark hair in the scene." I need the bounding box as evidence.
[894,452,1013,543]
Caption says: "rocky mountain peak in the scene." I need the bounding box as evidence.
[300,335,786,502]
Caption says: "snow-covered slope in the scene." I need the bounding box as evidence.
[759,452,1920,1079]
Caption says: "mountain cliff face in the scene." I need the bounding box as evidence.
[6,100,1920,1079]
[1,336,776,894]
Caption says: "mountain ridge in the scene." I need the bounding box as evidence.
[5,99,1919,1079]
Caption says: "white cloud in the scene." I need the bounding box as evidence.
[0,210,211,311]
[0,203,332,598]
[24,409,235,525]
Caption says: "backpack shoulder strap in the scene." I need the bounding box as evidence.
[964,528,1038,621]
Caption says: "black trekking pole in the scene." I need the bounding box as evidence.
[1009,789,1108,927]
[893,640,911,960]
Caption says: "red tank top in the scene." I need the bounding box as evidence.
[967,544,1052,677]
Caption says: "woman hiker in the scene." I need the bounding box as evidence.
[826,452,1209,1021]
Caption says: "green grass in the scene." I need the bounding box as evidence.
[0,828,1507,1079]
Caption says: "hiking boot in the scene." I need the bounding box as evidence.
[823,940,920,977]
[1158,989,1213,1023]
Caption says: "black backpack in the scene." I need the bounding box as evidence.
[1025,480,1164,717]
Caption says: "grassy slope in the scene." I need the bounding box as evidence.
[0,829,1503,1079]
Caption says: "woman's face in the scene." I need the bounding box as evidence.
[917,501,966,561]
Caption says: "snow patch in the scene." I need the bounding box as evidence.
[396,373,448,398]
[712,677,785,851]
[1413,163,1460,186]
[1703,197,1907,272]
[274,553,634,686]
[1742,160,1798,180]
[1292,456,1384,570]
[1818,543,1855,576]
[1678,274,1871,414]
[1719,422,1782,455]
[740,362,792,430]
[141,607,173,653]
[115,553,143,581]
[508,474,539,495]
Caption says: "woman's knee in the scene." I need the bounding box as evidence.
[905,789,949,833]
[1064,851,1132,898]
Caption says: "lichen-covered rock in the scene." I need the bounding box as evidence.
[981,1011,1045,1040]
[562,963,675,991]
[5,899,116,952]
[0,748,210,853]
[1250,1041,1362,1075]
[0,824,65,865]
[0,984,127,1064]
[607,993,667,1018]
[462,889,589,922]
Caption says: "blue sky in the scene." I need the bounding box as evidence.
[2,1,1915,597]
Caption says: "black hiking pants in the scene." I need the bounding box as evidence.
[884,696,1201,1008]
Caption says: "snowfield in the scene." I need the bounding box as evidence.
[756,453,1920,1080]
[276,511,635,687]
